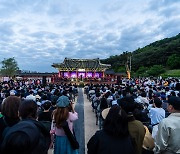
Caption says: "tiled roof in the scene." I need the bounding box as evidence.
[52,58,111,71]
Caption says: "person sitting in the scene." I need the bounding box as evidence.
[25,91,36,101]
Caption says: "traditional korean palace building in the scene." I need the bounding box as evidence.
[52,58,111,79]
[8,58,125,85]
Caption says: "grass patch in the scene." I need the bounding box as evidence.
[161,69,180,78]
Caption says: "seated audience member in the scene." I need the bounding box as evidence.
[25,91,36,101]
[154,96,180,154]
[87,105,134,154]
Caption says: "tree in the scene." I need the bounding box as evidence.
[146,65,165,76]
[0,57,19,78]
[136,66,148,77]
[166,54,180,69]
[114,66,126,72]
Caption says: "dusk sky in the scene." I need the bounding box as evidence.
[0,0,180,72]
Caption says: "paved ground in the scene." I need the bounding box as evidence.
[74,88,85,154]
[83,89,99,154]
[49,88,98,154]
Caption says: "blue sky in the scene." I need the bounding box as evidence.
[0,0,180,72]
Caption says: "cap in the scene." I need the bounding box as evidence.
[57,95,70,107]
[101,107,110,119]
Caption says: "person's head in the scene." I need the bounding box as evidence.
[119,96,136,114]
[1,96,21,120]
[29,91,34,95]
[19,100,38,119]
[141,92,146,97]
[168,96,180,112]
[62,90,67,96]
[170,91,176,96]
[96,92,101,97]
[178,93,180,97]
[104,91,110,98]
[103,105,129,137]
[153,98,162,108]
[160,92,166,100]
[41,94,48,100]
[42,101,51,110]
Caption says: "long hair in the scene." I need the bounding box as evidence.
[1,96,21,119]
[103,105,129,137]
[54,107,69,128]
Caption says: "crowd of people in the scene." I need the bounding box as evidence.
[85,77,180,154]
[0,79,78,154]
[0,77,179,154]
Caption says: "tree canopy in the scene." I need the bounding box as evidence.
[101,33,180,76]
[0,57,19,77]
[167,54,180,69]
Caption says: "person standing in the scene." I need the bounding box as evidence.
[149,98,165,138]
[1,99,51,154]
[87,105,134,154]
[19,99,51,153]
[154,96,180,154]
[51,95,78,154]
[119,97,146,154]
[0,96,21,145]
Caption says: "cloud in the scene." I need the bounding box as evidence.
[160,19,180,37]
[0,22,14,39]
[148,0,180,12]
[0,0,179,72]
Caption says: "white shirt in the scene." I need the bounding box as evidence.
[26,94,36,101]
[155,113,180,153]
[149,108,165,125]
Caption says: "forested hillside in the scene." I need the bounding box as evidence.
[101,33,180,75]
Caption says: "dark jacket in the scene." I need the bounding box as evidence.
[0,119,51,154]
[0,116,19,145]
[87,130,134,154]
